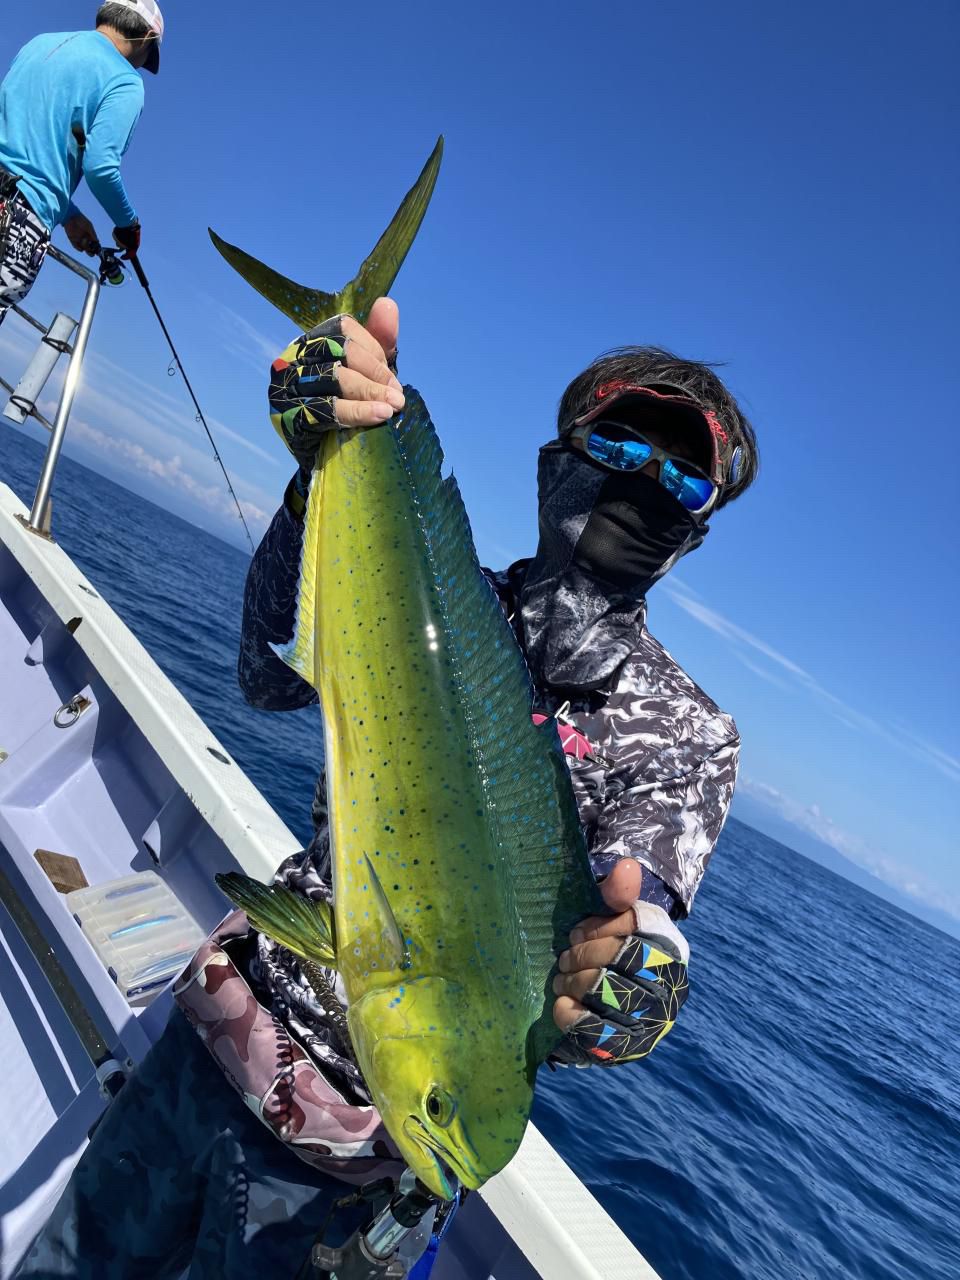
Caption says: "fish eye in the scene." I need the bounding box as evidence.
[425,1086,456,1128]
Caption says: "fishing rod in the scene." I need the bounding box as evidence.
[99,246,256,554]
[71,111,254,554]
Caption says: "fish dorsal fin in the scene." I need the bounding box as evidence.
[208,136,443,329]
[387,393,604,1066]
[216,873,337,968]
[363,854,409,972]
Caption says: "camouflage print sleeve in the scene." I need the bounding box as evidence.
[590,731,740,917]
[238,488,319,711]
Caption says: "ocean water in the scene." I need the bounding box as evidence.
[3,429,959,1280]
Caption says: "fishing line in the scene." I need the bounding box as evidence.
[126,253,255,554]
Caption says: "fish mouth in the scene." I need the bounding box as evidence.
[402,1116,482,1196]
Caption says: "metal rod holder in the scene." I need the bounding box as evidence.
[26,247,101,534]
[1,244,101,537]
[0,374,54,430]
[3,312,78,426]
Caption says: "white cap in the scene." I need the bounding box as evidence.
[103,0,164,73]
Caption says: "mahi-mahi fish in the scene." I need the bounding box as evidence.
[213,138,603,1199]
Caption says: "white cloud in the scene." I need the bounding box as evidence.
[730,652,797,695]
[1,304,285,542]
[739,778,853,848]
[81,347,283,467]
[67,415,271,532]
[182,283,291,372]
[2,303,285,469]
[0,321,38,380]
[664,578,960,784]
[738,776,960,922]
[211,299,288,369]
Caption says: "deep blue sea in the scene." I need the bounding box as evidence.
[3,429,959,1280]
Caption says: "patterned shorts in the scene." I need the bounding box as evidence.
[0,189,51,321]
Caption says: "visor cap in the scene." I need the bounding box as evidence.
[102,0,164,73]
[568,380,743,490]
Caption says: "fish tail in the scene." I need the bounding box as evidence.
[208,136,443,329]
[207,230,341,330]
[216,873,337,968]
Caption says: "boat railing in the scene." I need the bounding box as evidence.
[0,243,101,537]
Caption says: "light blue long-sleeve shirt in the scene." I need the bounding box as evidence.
[0,31,143,231]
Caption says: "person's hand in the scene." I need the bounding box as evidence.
[552,858,690,1066]
[112,221,141,260]
[63,213,99,257]
[268,297,405,470]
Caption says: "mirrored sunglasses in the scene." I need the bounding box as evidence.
[569,421,718,515]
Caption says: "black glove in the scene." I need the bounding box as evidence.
[112,220,141,259]
[268,318,349,471]
[552,902,690,1067]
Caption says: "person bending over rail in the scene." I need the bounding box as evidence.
[0,1,163,324]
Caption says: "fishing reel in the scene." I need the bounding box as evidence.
[305,1170,453,1280]
[98,247,126,288]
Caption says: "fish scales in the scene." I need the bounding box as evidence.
[318,421,530,991]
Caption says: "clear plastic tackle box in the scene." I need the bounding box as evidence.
[66,871,205,1004]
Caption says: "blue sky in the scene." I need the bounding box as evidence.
[2,1,958,921]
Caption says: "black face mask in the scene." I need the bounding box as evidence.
[517,446,708,691]
[573,469,704,591]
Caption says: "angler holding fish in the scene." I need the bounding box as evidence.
[15,145,759,1278]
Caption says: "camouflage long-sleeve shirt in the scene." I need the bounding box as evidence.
[237,497,739,1095]
[241,496,739,909]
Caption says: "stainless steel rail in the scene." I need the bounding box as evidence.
[26,246,101,531]
[1,244,101,535]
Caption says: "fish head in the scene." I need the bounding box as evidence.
[349,977,534,1199]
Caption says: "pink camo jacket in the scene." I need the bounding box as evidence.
[173,909,403,1186]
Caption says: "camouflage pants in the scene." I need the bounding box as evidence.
[14,1011,369,1279]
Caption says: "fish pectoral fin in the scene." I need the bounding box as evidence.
[216,872,337,969]
[363,854,409,971]
[208,135,443,330]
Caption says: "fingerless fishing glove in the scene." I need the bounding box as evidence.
[554,902,690,1067]
[268,318,349,471]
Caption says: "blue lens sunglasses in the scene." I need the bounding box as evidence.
[568,418,719,516]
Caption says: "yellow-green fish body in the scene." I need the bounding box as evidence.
[282,399,599,1195]
[215,142,601,1197]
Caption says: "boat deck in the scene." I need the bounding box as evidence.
[0,478,293,1273]
[0,476,658,1279]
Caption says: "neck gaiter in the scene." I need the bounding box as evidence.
[518,445,706,690]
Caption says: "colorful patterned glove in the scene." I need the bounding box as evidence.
[268,318,349,471]
[553,901,690,1067]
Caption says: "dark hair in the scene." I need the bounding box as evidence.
[557,346,759,507]
[95,3,152,41]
